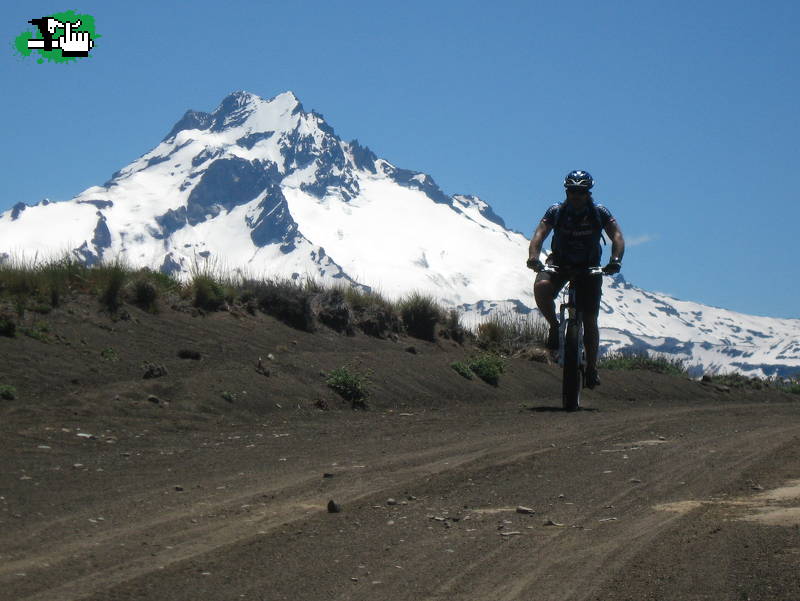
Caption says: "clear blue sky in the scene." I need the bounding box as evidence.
[3,1,798,318]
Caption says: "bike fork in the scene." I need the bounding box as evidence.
[558,303,567,366]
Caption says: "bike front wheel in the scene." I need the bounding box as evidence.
[562,320,583,411]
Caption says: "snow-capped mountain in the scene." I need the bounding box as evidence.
[1,90,798,378]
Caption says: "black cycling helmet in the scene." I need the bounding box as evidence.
[564,170,594,189]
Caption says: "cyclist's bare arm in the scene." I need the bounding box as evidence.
[528,219,553,261]
[605,219,625,262]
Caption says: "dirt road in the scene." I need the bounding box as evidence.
[3,393,799,601]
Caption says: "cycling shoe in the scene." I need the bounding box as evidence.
[585,368,601,389]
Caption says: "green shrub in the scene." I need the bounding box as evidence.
[0,385,16,400]
[706,372,770,390]
[130,278,159,312]
[599,349,687,376]
[0,251,83,307]
[312,288,355,334]
[13,296,26,318]
[477,311,548,353]
[249,277,315,331]
[192,274,226,311]
[326,365,372,406]
[451,361,473,380]
[145,269,180,293]
[97,260,127,312]
[477,320,504,348]
[340,285,402,338]
[399,291,445,341]
[20,321,50,342]
[38,257,73,306]
[468,352,505,386]
[341,285,376,313]
[100,347,119,361]
[774,375,800,394]
[0,255,39,299]
[441,308,468,343]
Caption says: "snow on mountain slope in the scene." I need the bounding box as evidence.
[1,90,798,378]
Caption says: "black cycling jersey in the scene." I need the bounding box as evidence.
[541,202,615,266]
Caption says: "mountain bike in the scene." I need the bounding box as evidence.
[542,265,606,411]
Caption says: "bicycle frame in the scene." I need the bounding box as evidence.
[542,265,605,410]
[544,265,604,365]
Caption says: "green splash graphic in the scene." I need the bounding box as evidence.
[14,10,100,64]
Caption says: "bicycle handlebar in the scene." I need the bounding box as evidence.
[542,265,607,276]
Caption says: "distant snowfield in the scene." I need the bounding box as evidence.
[1,90,798,378]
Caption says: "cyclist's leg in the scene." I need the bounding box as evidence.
[577,274,603,377]
[533,271,566,328]
[582,311,599,373]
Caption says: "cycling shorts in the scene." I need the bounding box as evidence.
[535,268,602,315]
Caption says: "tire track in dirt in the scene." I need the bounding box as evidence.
[4,402,800,601]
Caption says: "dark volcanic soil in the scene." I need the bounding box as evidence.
[1,296,799,601]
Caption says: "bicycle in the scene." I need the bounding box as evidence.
[542,264,607,411]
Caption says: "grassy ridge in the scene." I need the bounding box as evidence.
[2,252,797,391]
[598,349,688,376]
[598,348,800,393]
[0,252,467,343]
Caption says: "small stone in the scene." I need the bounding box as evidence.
[142,362,168,379]
[516,506,535,514]
[72,463,84,469]
[404,346,417,354]
[544,519,564,527]
[350,577,358,582]
[751,484,764,491]
[267,353,275,361]
[629,478,642,484]
[175,485,184,492]
[323,473,334,478]
[499,531,522,536]
[147,395,161,404]
[327,500,341,513]
[387,498,398,506]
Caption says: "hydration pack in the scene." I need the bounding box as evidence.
[550,201,607,265]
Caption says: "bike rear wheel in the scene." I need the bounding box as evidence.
[562,320,583,411]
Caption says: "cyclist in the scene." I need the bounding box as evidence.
[526,170,625,389]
